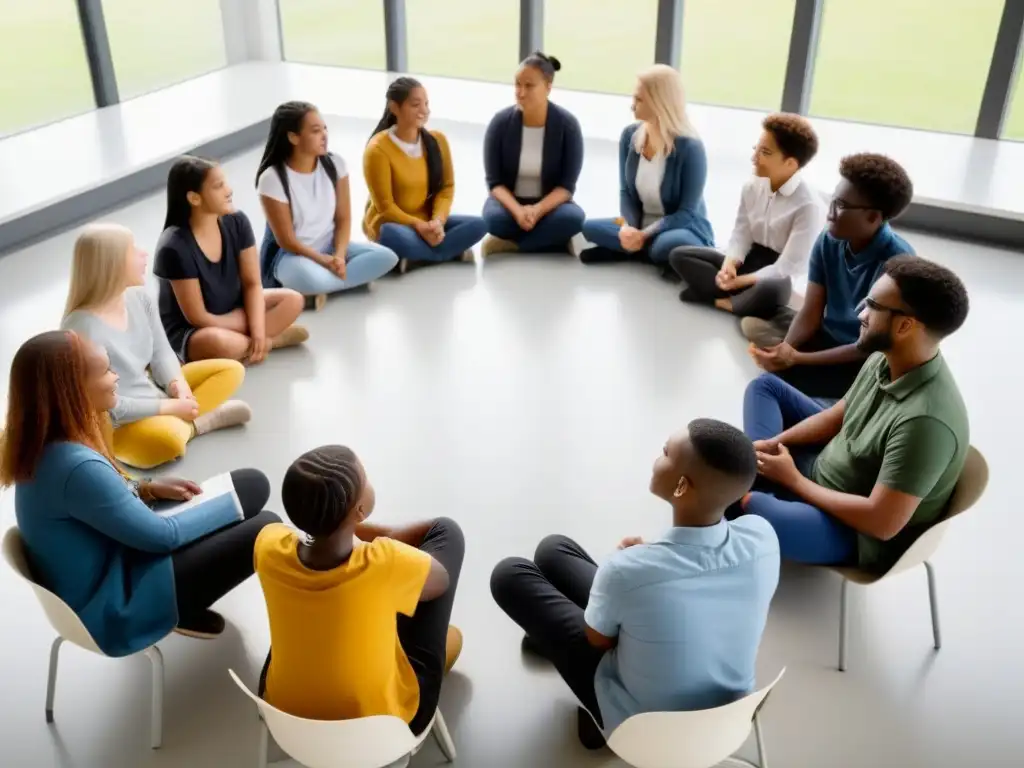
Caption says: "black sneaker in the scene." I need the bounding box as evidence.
[521,634,546,658]
[577,706,607,750]
[579,246,627,265]
[174,609,226,639]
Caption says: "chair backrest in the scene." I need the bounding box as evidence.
[228,669,420,768]
[885,446,988,579]
[1,527,103,654]
[606,668,786,768]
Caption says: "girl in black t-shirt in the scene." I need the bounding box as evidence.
[155,156,309,364]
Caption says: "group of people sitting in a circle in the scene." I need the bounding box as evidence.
[0,51,973,756]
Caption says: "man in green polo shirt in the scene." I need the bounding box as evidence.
[737,255,970,571]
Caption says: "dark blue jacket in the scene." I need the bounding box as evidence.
[484,102,584,198]
[619,123,714,244]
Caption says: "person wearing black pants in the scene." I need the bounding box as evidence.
[668,244,792,318]
[490,535,607,742]
[254,445,464,735]
[668,113,825,319]
[171,468,280,637]
[491,421,781,751]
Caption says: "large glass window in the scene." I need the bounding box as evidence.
[809,0,1004,134]
[679,0,795,110]
[279,0,386,70]
[407,1,518,84]
[103,0,227,99]
[0,2,94,137]
[545,0,659,95]
[1001,52,1024,140]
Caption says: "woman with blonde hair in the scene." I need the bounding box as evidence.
[579,65,714,269]
[61,223,251,469]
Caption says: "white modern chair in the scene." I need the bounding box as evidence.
[826,446,988,671]
[228,669,456,768]
[606,669,785,768]
[2,527,166,748]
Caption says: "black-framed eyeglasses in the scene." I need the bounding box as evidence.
[829,198,877,216]
[858,297,912,317]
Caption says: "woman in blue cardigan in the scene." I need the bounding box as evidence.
[580,65,714,268]
[481,52,586,257]
[2,330,280,654]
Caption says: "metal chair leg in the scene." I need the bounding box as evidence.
[45,636,64,723]
[754,711,768,768]
[925,561,942,650]
[838,578,850,671]
[144,646,164,749]
[431,710,457,762]
[257,716,269,768]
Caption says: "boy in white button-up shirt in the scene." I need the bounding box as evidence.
[668,114,826,319]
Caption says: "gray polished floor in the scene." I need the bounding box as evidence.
[0,124,1020,768]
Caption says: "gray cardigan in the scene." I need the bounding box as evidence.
[62,288,182,425]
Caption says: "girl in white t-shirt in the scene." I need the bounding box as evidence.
[256,101,398,309]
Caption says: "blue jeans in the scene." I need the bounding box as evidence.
[741,373,857,565]
[378,214,487,263]
[482,197,585,252]
[272,241,398,296]
[581,218,710,264]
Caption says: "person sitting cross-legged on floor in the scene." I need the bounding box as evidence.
[739,256,970,572]
[668,113,825,317]
[255,445,464,737]
[480,51,586,257]
[62,224,251,470]
[490,419,780,749]
[363,78,487,274]
[156,156,308,364]
[256,101,399,310]
[745,153,915,399]
[579,65,714,270]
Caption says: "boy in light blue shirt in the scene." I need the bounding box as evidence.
[491,419,780,747]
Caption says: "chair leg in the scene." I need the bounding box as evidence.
[838,578,850,672]
[431,710,457,762]
[45,636,64,723]
[257,716,269,768]
[143,646,164,749]
[925,560,942,650]
[754,711,769,768]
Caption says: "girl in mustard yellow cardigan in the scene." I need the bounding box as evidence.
[363,77,486,274]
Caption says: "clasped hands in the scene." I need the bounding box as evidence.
[715,258,757,292]
[415,218,446,246]
[164,379,199,421]
[749,341,799,373]
[752,438,802,489]
[617,225,646,252]
[513,204,543,232]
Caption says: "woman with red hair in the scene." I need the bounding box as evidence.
[1,331,279,654]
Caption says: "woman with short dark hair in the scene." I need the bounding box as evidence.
[481,52,586,257]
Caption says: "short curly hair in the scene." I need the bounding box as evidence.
[884,255,969,338]
[762,113,819,167]
[839,153,913,220]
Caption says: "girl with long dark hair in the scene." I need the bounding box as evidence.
[481,52,586,257]
[256,102,398,309]
[363,78,486,273]
[2,330,279,648]
[155,156,308,363]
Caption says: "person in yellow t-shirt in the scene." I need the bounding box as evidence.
[254,444,464,735]
[362,77,487,274]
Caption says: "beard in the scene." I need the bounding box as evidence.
[857,327,894,354]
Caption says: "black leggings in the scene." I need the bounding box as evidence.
[668,244,791,318]
[490,535,606,727]
[172,469,280,621]
[257,517,465,737]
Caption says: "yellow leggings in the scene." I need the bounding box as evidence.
[112,359,244,469]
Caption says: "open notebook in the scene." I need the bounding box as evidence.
[152,473,244,521]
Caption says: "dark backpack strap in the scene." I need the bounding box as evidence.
[321,154,339,187]
[274,165,291,206]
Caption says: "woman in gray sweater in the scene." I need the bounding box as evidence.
[62,223,251,469]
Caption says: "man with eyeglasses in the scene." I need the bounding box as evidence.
[745,153,915,399]
[732,255,969,572]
